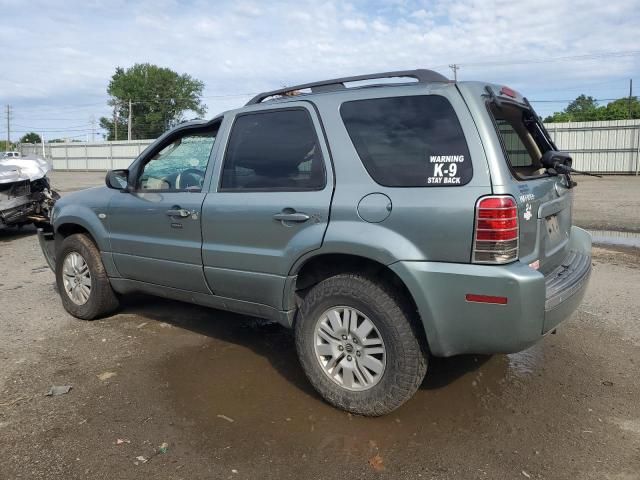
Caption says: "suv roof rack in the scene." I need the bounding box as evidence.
[245,69,450,106]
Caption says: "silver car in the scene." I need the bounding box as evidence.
[1,155,58,228]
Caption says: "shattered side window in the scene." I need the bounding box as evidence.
[138,129,217,191]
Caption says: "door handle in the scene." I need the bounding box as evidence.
[166,208,190,218]
[273,211,310,223]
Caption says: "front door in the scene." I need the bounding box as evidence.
[108,122,220,293]
[201,104,333,309]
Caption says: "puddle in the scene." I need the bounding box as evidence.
[109,294,594,476]
[506,347,544,377]
[587,229,640,248]
[153,310,545,470]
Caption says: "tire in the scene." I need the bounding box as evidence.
[55,233,119,320]
[295,273,427,416]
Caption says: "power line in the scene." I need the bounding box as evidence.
[11,127,97,133]
[12,122,93,130]
[532,77,631,94]
[12,92,254,112]
[441,49,640,69]
[529,98,621,103]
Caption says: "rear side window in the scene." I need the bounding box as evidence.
[220,109,325,191]
[340,95,472,187]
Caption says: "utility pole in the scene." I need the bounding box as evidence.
[113,104,118,141]
[629,79,633,120]
[5,105,11,150]
[127,99,132,141]
[449,64,459,82]
[89,115,96,143]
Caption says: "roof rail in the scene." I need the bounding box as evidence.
[245,69,450,106]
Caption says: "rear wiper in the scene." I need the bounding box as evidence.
[540,151,602,188]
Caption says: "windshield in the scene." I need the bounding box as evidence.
[489,102,554,179]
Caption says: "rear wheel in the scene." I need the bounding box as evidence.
[295,273,427,416]
[55,233,119,320]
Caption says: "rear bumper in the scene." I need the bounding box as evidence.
[543,246,591,334]
[391,226,592,357]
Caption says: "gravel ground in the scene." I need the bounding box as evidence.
[571,175,640,232]
[0,173,639,479]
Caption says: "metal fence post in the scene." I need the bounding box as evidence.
[65,143,69,171]
[636,125,640,176]
[85,143,89,172]
[110,142,114,170]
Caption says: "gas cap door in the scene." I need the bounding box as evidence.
[357,193,392,223]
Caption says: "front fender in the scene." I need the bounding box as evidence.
[53,204,111,253]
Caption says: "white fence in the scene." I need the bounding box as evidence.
[18,120,640,174]
[19,139,154,171]
[545,120,640,175]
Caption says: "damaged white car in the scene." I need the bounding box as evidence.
[0,156,59,229]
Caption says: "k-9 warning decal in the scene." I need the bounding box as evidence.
[426,154,472,186]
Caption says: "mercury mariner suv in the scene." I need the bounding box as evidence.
[39,70,592,415]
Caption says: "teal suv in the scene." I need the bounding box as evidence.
[39,70,591,415]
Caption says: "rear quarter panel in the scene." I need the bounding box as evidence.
[457,82,574,273]
[303,83,492,265]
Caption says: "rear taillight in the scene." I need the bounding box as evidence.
[473,195,519,264]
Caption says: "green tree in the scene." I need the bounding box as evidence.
[99,64,206,140]
[565,95,599,120]
[19,132,42,144]
[545,94,640,122]
[0,140,13,151]
[545,95,599,122]
[600,97,640,120]
[543,111,573,122]
[99,116,127,141]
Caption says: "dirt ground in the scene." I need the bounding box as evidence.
[571,175,640,232]
[1,173,639,479]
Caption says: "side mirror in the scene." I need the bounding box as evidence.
[105,169,130,191]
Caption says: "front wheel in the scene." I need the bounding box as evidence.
[295,274,427,416]
[55,233,119,320]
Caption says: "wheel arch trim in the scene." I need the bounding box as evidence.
[285,250,437,354]
[53,211,119,277]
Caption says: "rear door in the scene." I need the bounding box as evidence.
[486,91,572,274]
[201,102,333,309]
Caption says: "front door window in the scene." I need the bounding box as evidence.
[138,131,216,192]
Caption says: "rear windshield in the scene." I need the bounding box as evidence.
[340,95,473,187]
[489,102,553,179]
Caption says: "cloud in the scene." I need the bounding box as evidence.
[371,20,391,33]
[1,0,639,139]
[342,18,368,31]
[234,2,262,17]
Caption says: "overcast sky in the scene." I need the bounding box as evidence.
[2,0,639,141]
